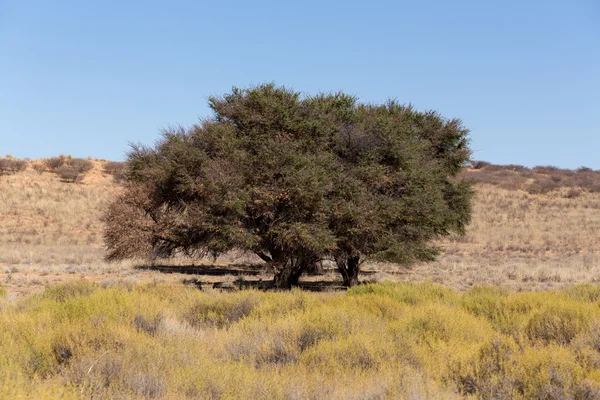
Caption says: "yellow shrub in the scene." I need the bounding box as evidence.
[182,290,262,329]
[300,333,388,372]
[2,281,600,398]
[564,284,600,302]
[513,344,586,399]
[40,280,98,303]
[389,303,494,381]
[460,287,540,337]
[450,334,519,397]
[525,302,589,345]
[348,281,457,306]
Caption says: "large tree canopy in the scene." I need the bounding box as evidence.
[104,83,473,288]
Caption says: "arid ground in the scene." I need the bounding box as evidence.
[1,160,599,299]
[2,159,600,399]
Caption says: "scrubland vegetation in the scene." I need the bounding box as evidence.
[1,157,600,295]
[3,280,600,398]
[1,156,600,398]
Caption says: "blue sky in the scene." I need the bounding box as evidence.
[1,1,598,168]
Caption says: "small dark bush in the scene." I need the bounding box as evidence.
[67,158,94,174]
[52,342,73,366]
[564,188,583,199]
[44,156,67,171]
[0,158,28,175]
[498,176,527,191]
[461,170,501,186]
[570,171,600,192]
[103,161,125,174]
[483,164,529,173]
[461,169,526,190]
[526,178,561,195]
[480,164,506,172]
[533,165,561,175]
[470,160,490,169]
[1,159,12,174]
[56,166,82,183]
[103,161,127,183]
[53,158,94,183]
[504,164,530,173]
[588,183,600,193]
[11,159,27,172]
[133,313,163,336]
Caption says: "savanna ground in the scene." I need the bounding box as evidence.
[1,160,599,298]
[1,159,600,398]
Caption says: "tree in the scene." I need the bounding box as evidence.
[103,83,472,288]
[326,103,472,286]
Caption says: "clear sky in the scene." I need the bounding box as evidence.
[1,1,598,168]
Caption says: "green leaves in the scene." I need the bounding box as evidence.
[104,83,473,287]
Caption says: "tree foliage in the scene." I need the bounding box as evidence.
[104,83,472,288]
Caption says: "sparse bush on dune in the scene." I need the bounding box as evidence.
[102,161,124,174]
[3,281,600,398]
[103,161,126,183]
[56,165,82,183]
[525,176,562,195]
[44,155,67,171]
[67,158,93,174]
[39,155,94,183]
[470,160,490,169]
[533,165,568,176]
[460,161,600,194]
[0,157,28,175]
[50,158,94,183]
[31,162,46,174]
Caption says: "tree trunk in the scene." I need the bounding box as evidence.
[267,247,313,289]
[272,262,304,289]
[337,255,361,287]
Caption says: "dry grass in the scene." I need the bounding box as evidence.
[2,159,600,398]
[401,183,600,291]
[3,280,600,399]
[0,164,113,265]
[1,160,600,298]
[0,160,128,298]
